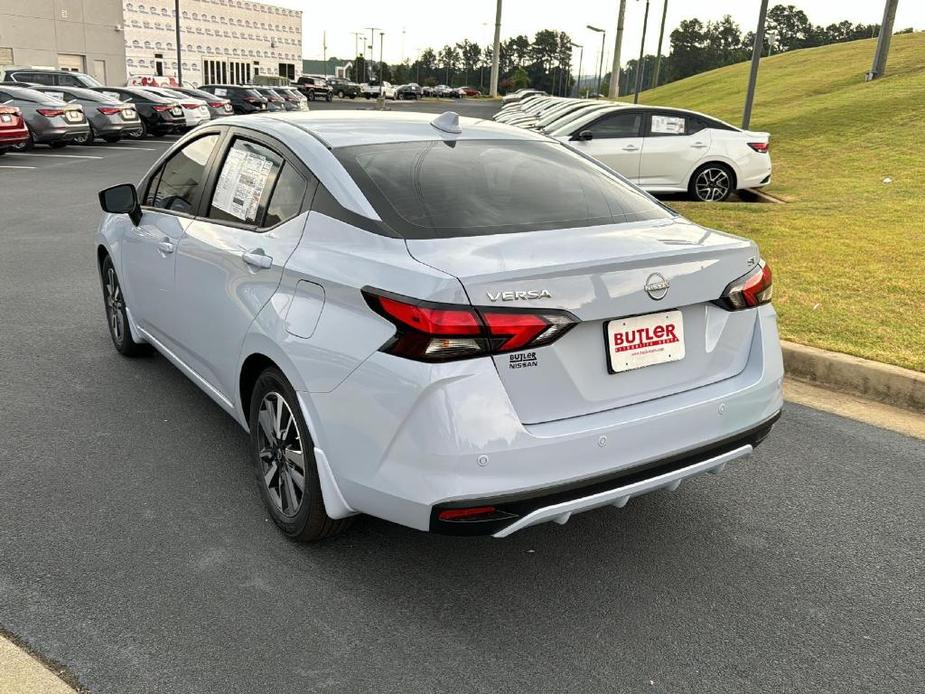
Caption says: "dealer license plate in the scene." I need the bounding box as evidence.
[605,310,685,374]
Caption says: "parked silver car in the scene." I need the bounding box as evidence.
[274,86,309,111]
[0,84,89,149]
[30,86,141,143]
[140,87,211,129]
[170,87,235,119]
[95,111,783,541]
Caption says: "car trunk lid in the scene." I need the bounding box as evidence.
[406,218,761,424]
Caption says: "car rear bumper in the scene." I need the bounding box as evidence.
[305,304,784,534]
[32,124,90,143]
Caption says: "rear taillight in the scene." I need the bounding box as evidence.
[715,261,773,310]
[37,108,65,117]
[182,102,199,109]
[152,104,173,112]
[245,96,260,103]
[363,288,578,362]
[747,142,769,153]
[208,101,225,108]
[97,106,121,115]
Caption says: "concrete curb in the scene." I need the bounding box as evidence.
[782,340,925,414]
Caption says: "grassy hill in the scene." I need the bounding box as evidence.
[639,32,925,371]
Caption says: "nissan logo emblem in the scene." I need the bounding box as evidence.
[644,273,670,300]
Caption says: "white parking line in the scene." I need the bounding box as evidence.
[105,146,157,151]
[0,165,36,169]
[6,152,103,160]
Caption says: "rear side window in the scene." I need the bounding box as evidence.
[335,140,672,239]
[208,139,284,226]
[25,72,55,85]
[147,134,220,213]
[585,112,643,139]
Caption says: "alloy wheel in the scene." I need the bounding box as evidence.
[694,167,731,202]
[256,392,306,518]
[104,266,125,345]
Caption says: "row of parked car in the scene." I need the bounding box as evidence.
[496,90,773,202]
[0,67,315,151]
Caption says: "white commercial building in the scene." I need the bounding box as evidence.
[122,0,302,86]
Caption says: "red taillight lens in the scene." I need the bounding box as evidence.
[182,102,199,109]
[152,104,173,112]
[747,142,769,153]
[363,289,578,362]
[97,106,121,115]
[245,96,260,102]
[37,108,65,117]
[208,101,225,108]
[716,261,773,310]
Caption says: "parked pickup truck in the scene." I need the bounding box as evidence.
[326,77,360,99]
[294,75,333,102]
[360,81,396,99]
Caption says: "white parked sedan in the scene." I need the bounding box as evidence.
[95,111,782,540]
[548,105,772,201]
[141,87,212,128]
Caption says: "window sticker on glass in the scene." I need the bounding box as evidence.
[651,115,685,134]
[102,90,121,100]
[215,88,227,97]
[212,147,274,223]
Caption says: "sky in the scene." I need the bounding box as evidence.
[283,0,924,67]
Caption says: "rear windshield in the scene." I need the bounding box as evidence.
[334,140,673,239]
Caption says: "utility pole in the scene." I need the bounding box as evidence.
[652,0,668,90]
[608,0,627,99]
[366,27,380,83]
[587,26,605,97]
[868,0,899,80]
[323,31,327,66]
[633,0,650,103]
[742,0,768,129]
[174,0,183,86]
[489,0,502,97]
[377,31,385,110]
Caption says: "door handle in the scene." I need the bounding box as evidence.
[622,145,639,151]
[242,250,273,270]
[157,240,175,254]
[691,142,708,149]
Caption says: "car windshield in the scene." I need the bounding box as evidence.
[334,139,673,239]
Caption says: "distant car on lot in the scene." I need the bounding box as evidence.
[548,105,772,202]
[91,86,185,139]
[421,85,435,97]
[326,77,359,99]
[171,87,235,119]
[395,83,422,100]
[0,84,89,149]
[294,76,333,102]
[457,86,480,97]
[360,81,397,99]
[199,85,269,115]
[1,67,103,89]
[29,86,141,144]
[272,86,309,111]
[501,88,545,104]
[433,84,456,98]
[0,104,29,154]
[249,87,287,112]
[139,87,211,129]
[95,110,782,542]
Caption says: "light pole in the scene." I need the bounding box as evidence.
[174,0,182,85]
[652,0,668,91]
[587,25,605,97]
[868,0,899,80]
[489,0,502,97]
[633,0,650,104]
[377,31,385,110]
[571,42,583,97]
[366,26,379,80]
[742,0,769,129]
[608,0,627,98]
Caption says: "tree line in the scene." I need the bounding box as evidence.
[346,5,907,95]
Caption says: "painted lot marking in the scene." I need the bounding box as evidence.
[0,165,36,169]
[6,152,102,160]
[104,145,157,151]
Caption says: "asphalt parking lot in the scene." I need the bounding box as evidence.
[0,98,923,694]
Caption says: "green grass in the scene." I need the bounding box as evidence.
[637,32,925,372]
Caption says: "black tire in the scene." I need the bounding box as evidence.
[249,368,352,542]
[49,141,68,149]
[337,90,344,98]
[100,255,146,356]
[325,93,332,102]
[689,163,735,202]
[307,89,315,101]
[103,136,121,143]
[349,94,356,99]
[0,148,6,156]
[11,129,33,151]
[126,120,147,139]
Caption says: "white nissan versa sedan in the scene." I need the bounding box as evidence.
[96,111,783,540]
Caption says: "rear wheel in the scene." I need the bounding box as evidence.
[249,368,352,542]
[103,135,120,143]
[49,141,68,149]
[325,93,332,102]
[73,125,95,145]
[337,89,345,98]
[11,129,33,151]
[100,256,146,356]
[689,163,734,202]
[126,121,147,139]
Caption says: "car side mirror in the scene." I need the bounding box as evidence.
[571,130,593,142]
[99,183,141,226]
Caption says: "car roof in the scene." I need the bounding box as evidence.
[244,110,552,148]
